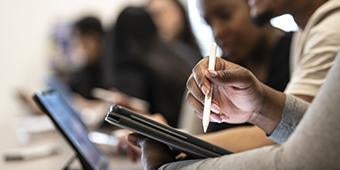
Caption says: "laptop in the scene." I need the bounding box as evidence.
[33,90,109,170]
[105,105,232,158]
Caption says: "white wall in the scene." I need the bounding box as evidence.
[0,0,145,143]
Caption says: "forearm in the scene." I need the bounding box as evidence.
[248,84,286,135]
[249,83,310,143]
[197,126,274,153]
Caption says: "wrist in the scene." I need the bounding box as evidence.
[248,84,286,134]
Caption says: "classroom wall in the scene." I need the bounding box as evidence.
[0,0,145,149]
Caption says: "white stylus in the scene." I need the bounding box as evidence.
[202,42,217,133]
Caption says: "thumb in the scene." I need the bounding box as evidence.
[208,67,254,89]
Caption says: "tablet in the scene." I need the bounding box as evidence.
[33,90,109,170]
[105,105,232,158]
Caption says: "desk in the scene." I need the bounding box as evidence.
[0,110,141,170]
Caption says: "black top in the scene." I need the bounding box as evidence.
[207,32,293,132]
[69,61,104,99]
[264,32,292,92]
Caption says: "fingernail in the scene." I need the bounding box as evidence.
[209,70,218,78]
[220,114,230,122]
[210,114,222,123]
[211,103,221,114]
[201,85,210,95]
[210,117,221,123]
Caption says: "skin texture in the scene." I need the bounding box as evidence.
[186,58,285,133]
[197,126,273,153]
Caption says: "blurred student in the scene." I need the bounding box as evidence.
[16,16,106,115]
[147,0,201,55]
[67,16,105,99]
[107,6,200,127]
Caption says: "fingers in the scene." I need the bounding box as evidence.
[186,75,205,103]
[210,113,223,123]
[192,58,211,95]
[127,133,145,148]
[187,57,229,100]
[208,67,254,89]
[186,92,204,113]
[194,111,223,124]
[127,133,176,169]
[126,142,141,162]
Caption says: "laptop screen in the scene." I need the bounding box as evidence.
[34,91,106,169]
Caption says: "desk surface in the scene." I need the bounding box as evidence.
[0,108,141,170]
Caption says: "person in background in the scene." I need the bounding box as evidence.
[199,0,292,133]
[147,0,201,55]
[67,16,106,100]
[107,6,201,127]
[15,16,106,116]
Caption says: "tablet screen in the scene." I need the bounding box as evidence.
[35,91,105,169]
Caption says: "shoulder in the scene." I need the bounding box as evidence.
[305,1,340,44]
[302,4,340,58]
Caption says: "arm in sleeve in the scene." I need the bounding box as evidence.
[268,94,309,144]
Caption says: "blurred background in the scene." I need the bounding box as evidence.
[0,0,144,135]
[0,1,146,168]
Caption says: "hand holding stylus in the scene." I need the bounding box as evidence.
[187,51,266,126]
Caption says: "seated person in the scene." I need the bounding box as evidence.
[67,16,106,100]
[16,16,110,125]
[107,6,200,127]
[197,0,292,133]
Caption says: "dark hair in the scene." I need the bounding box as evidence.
[113,6,159,65]
[73,16,104,36]
[171,0,201,53]
[115,7,157,50]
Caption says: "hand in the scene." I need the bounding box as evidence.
[113,114,168,162]
[113,129,141,162]
[128,133,176,170]
[186,58,264,124]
